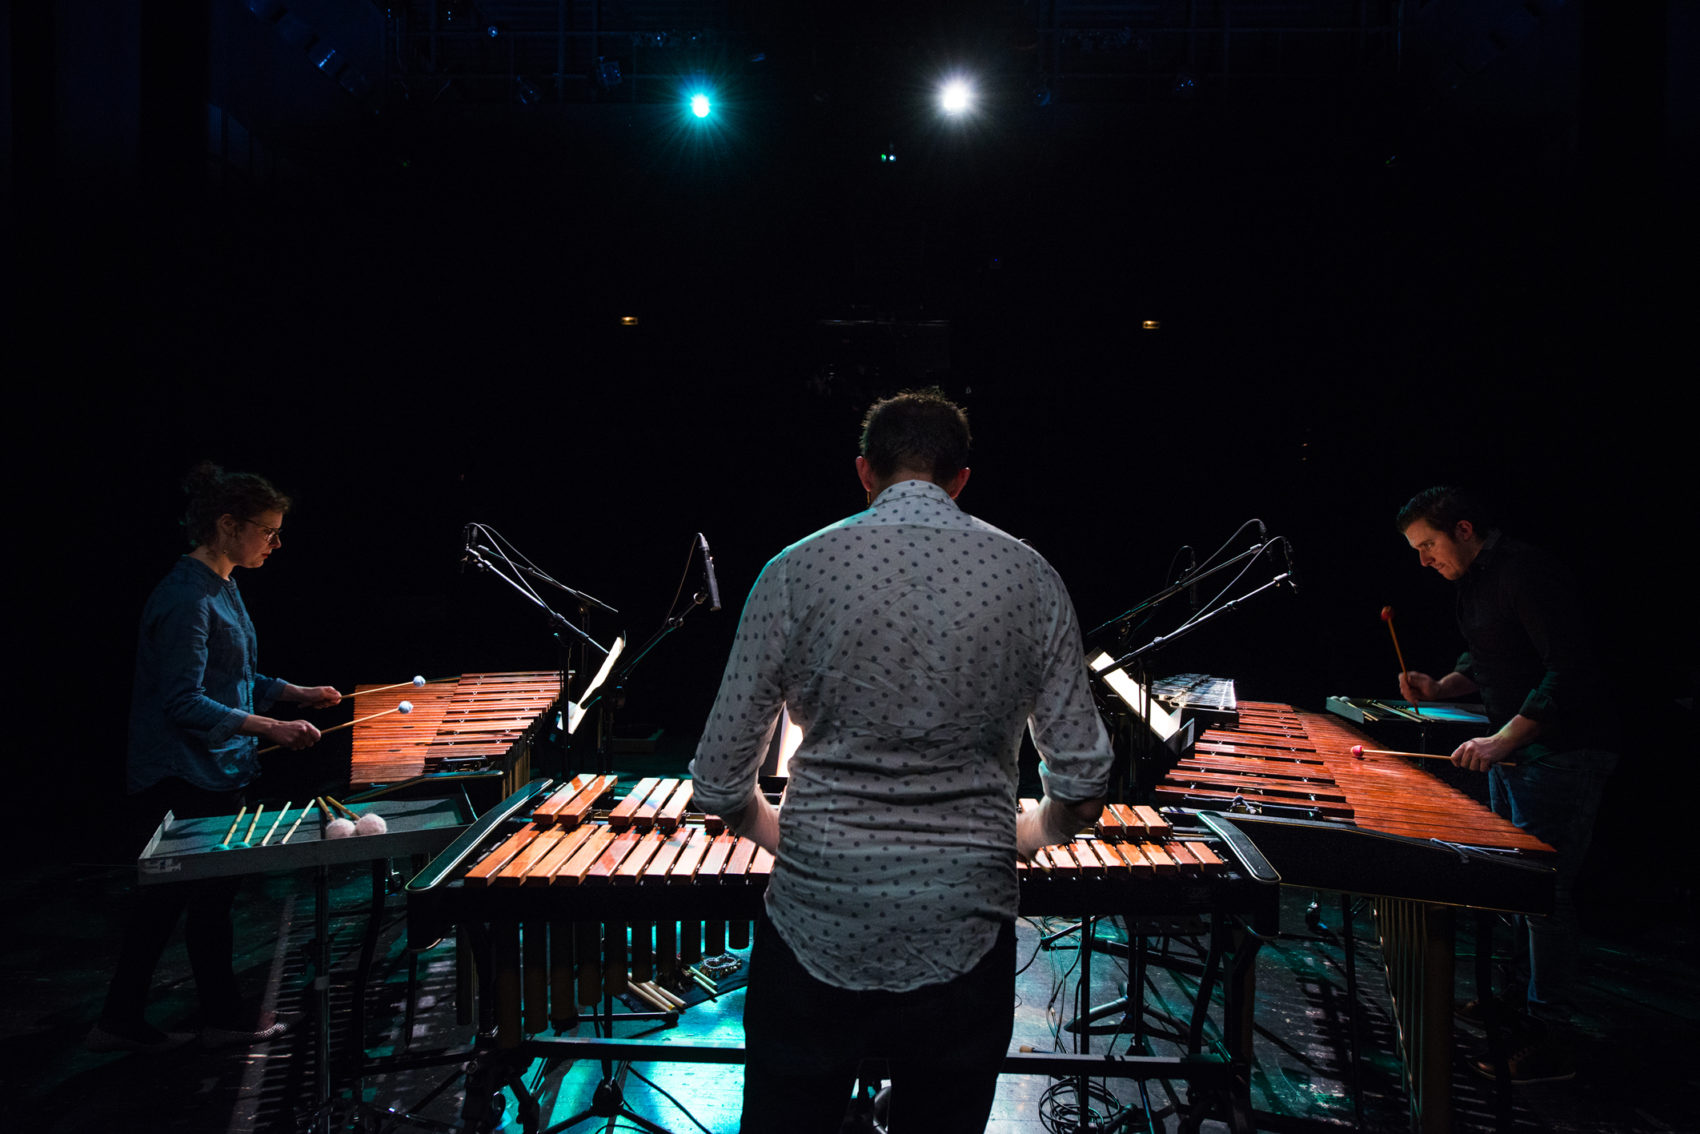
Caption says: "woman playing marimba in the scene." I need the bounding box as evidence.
[86,462,341,1053]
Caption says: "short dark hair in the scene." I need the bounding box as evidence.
[1396,485,1495,535]
[181,461,291,547]
[858,387,972,483]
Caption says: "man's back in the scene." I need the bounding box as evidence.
[692,478,1108,991]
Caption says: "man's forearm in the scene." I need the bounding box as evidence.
[1017,795,1104,858]
[1452,713,1540,771]
[723,787,781,854]
[1435,671,1481,699]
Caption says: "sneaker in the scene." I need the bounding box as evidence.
[1472,1035,1577,1085]
[200,1009,289,1048]
[85,1020,196,1054]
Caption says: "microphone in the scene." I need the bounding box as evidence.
[460,524,475,573]
[699,533,722,612]
[1282,537,1299,594]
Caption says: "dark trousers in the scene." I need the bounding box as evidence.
[740,915,1016,1134]
[100,778,250,1028]
[1487,748,1616,1023]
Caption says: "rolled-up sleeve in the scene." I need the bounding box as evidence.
[254,674,286,712]
[690,557,789,816]
[1028,574,1113,804]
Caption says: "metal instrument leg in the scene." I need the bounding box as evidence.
[1340,893,1364,1129]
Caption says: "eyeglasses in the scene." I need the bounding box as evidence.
[244,518,284,544]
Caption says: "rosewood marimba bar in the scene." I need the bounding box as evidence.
[1156,702,1554,1134]
[1156,701,1549,851]
[349,670,564,797]
[408,777,1273,1051]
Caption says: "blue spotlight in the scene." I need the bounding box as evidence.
[690,92,712,119]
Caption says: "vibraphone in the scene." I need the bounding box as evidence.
[407,776,1280,1128]
[1155,702,1555,1134]
[1153,672,1240,731]
[350,670,563,797]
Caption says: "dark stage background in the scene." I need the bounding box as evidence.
[5,3,1693,893]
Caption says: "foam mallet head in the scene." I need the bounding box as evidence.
[355,812,388,835]
[325,817,357,839]
[1380,605,1394,622]
[1352,744,1366,760]
[399,700,413,714]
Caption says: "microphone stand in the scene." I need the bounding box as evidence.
[463,545,619,777]
[1103,572,1294,673]
[1089,542,1272,640]
[1065,563,1293,1098]
[567,536,721,773]
[463,546,612,658]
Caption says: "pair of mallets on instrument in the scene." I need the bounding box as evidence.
[254,675,427,755]
[218,796,384,848]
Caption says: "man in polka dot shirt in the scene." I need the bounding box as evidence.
[691,387,1114,1133]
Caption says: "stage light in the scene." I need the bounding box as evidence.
[690,92,712,119]
[939,79,974,115]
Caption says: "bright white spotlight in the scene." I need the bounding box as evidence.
[690,92,712,119]
[939,79,973,116]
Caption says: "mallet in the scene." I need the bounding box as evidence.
[1350,743,1513,767]
[255,700,413,755]
[1381,605,1422,719]
[278,802,309,845]
[261,801,290,846]
[342,675,427,701]
[220,805,248,849]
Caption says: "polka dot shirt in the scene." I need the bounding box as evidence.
[690,478,1113,991]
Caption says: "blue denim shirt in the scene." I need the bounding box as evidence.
[127,556,287,792]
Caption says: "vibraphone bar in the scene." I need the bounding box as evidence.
[350,670,563,796]
[1155,702,1554,1134]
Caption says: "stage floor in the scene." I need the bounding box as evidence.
[4,838,1694,1134]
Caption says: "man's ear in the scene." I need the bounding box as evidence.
[856,456,879,495]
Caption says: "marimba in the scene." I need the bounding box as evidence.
[350,670,564,797]
[407,776,1276,1036]
[406,777,1282,1132]
[1156,702,1555,1134]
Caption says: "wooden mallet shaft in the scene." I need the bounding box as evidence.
[261,801,290,846]
[279,803,309,845]
[1380,605,1422,718]
[342,675,428,701]
[220,805,248,848]
[1350,743,1513,767]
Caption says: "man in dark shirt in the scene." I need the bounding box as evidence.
[1395,486,1616,1083]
